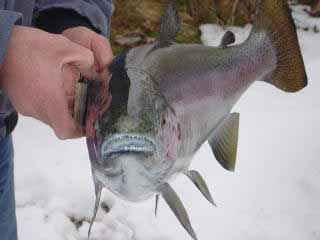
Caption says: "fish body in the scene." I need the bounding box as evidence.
[84,1,307,239]
[127,35,274,158]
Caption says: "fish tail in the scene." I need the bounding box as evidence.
[251,0,307,92]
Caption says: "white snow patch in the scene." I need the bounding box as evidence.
[291,5,320,32]
[13,10,320,240]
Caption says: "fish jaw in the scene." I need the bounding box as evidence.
[95,134,174,202]
[92,125,181,202]
[94,158,161,202]
[101,134,156,160]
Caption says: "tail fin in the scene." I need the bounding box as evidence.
[252,0,307,92]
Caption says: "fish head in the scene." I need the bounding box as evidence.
[90,53,181,202]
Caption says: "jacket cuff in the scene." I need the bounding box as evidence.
[35,9,99,34]
[0,11,22,66]
[33,0,113,36]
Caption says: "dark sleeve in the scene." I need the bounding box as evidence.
[33,0,113,36]
[35,9,100,34]
[0,11,22,66]
[0,11,22,138]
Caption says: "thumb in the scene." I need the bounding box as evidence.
[61,42,96,80]
[91,35,113,73]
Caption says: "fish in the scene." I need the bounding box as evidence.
[82,0,307,239]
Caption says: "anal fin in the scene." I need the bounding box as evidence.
[208,113,240,172]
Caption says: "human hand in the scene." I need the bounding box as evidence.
[0,26,95,139]
[62,26,113,82]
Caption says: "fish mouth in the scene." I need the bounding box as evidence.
[101,134,156,159]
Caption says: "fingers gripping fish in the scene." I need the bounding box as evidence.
[80,0,307,239]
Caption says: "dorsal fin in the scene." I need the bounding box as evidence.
[219,31,236,49]
[155,1,180,48]
[208,113,240,172]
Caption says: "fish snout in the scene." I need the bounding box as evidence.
[114,116,139,133]
[101,134,157,160]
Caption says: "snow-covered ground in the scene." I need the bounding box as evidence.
[13,11,320,240]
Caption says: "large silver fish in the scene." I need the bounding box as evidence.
[83,0,307,239]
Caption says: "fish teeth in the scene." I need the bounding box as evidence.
[102,134,156,158]
[105,134,154,146]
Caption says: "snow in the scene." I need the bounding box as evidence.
[13,12,320,240]
[291,5,320,32]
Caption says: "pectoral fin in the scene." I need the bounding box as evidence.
[208,113,240,172]
[186,170,216,207]
[153,194,159,217]
[88,173,103,239]
[158,183,198,240]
